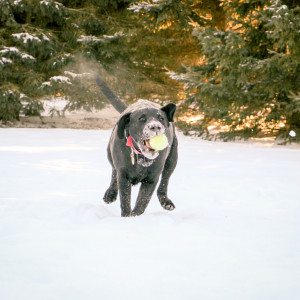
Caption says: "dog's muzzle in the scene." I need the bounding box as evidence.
[137,120,166,160]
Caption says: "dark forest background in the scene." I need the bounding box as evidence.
[1,0,299,141]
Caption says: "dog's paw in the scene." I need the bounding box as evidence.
[130,210,143,217]
[103,188,118,204]
[161,199,175,211]
[121,211,132,217]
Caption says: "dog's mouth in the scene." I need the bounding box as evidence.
[137,139,159,160]
[142,139,155,152]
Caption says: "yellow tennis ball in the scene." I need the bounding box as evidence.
[149,134,168,151]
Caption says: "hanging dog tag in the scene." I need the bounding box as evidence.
[130,148,135,165]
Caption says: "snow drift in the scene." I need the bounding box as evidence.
[0,129,299,300]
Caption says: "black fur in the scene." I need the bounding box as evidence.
[96,77,178,217]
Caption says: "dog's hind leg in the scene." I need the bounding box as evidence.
[157,136,178,211]
[103,168,118,204]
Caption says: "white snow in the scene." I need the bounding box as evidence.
[20,53,35,60]
[0,46,20,54]
[41,97,69,116]
[77,33,124,44]
[0,129,299,300]
[0,46,35,61]
[40,0,63,10]
[41,81,51,87]
[77,35,102,43]
[128,1,160,13]
[168,70,189,81]
[64,71,93,79]
[50,75,72,84]
[12,32,50,44]
[0,57,13,65]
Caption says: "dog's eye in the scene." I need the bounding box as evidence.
[157,114,164,121]
[139,115,146,122]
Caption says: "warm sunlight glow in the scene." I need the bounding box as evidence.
[178,114,204,124]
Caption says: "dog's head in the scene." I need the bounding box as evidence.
[117,103,176,159]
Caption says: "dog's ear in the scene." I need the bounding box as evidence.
[117,113,131,139]
[161,103,176,122]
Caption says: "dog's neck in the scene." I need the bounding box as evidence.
[126,135,141,155]
[124,131,155,167]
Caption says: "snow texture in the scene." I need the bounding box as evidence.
[41,98,69,116]
[41,81,51,87]
[0,57,13,65]
[0,46,20,54]
[40,0,63,10]
[129,1,160,13]
[168,70,190,81]
[77,33,124,44]
[12,32,50,43]
[0,129,299,300]
[50,76,72,84]
[77,35,102,43]
[64,71,93,79]
[0,46,35,61]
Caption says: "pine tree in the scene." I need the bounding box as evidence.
[0,0,131,121]
[185,0,300,139]
[130,0,300,140]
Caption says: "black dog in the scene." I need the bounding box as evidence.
[96,77,178,217]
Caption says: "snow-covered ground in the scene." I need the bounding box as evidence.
[0,129,299,300]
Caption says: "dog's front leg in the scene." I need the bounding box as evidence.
[117,171,132,217]
[131,178,159,216]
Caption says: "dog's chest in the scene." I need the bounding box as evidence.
[127,166,153,185]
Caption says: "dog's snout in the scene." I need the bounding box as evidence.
[143,120,165,138]
[149,124,162,131]
[147,121,164,134]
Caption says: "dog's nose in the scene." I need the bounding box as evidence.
[149,124,162,131]
[145,121,165,137]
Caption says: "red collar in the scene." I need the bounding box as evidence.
[126,136,142,155]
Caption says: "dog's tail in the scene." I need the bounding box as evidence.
[96,76,127,113]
